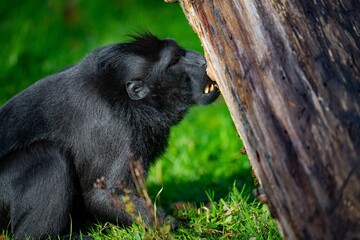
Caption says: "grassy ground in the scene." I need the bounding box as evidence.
[0,0,281,239]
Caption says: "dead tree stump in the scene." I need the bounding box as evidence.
[169,0,360,239]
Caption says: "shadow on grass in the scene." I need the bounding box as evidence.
[147,165,257,213]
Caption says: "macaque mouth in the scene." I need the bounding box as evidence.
[204,80,218,93]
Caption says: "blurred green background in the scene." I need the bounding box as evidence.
[0,0,253,210]
[0,0,202,102]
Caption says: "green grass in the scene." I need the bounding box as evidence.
[174,184,280,240]
[0,0,281,239]
[88,184,280,240]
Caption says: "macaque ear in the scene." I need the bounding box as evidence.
[126,79,150,100]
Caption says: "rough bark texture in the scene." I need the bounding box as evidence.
[175,0,360,239]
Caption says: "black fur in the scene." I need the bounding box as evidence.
[0,33,219,239]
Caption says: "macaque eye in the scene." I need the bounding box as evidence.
[168,55,181,67]
[168,49,186,67]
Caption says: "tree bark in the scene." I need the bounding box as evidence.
[173,0,360,239]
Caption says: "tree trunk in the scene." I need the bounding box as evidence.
[173,0,360,239]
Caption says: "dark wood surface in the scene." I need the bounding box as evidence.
[175,0,360,239]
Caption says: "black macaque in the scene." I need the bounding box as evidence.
[0,33,219,239]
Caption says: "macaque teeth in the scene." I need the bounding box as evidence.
[209,84,215,92]
[204,85,210,93]
[204,82,218,93]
